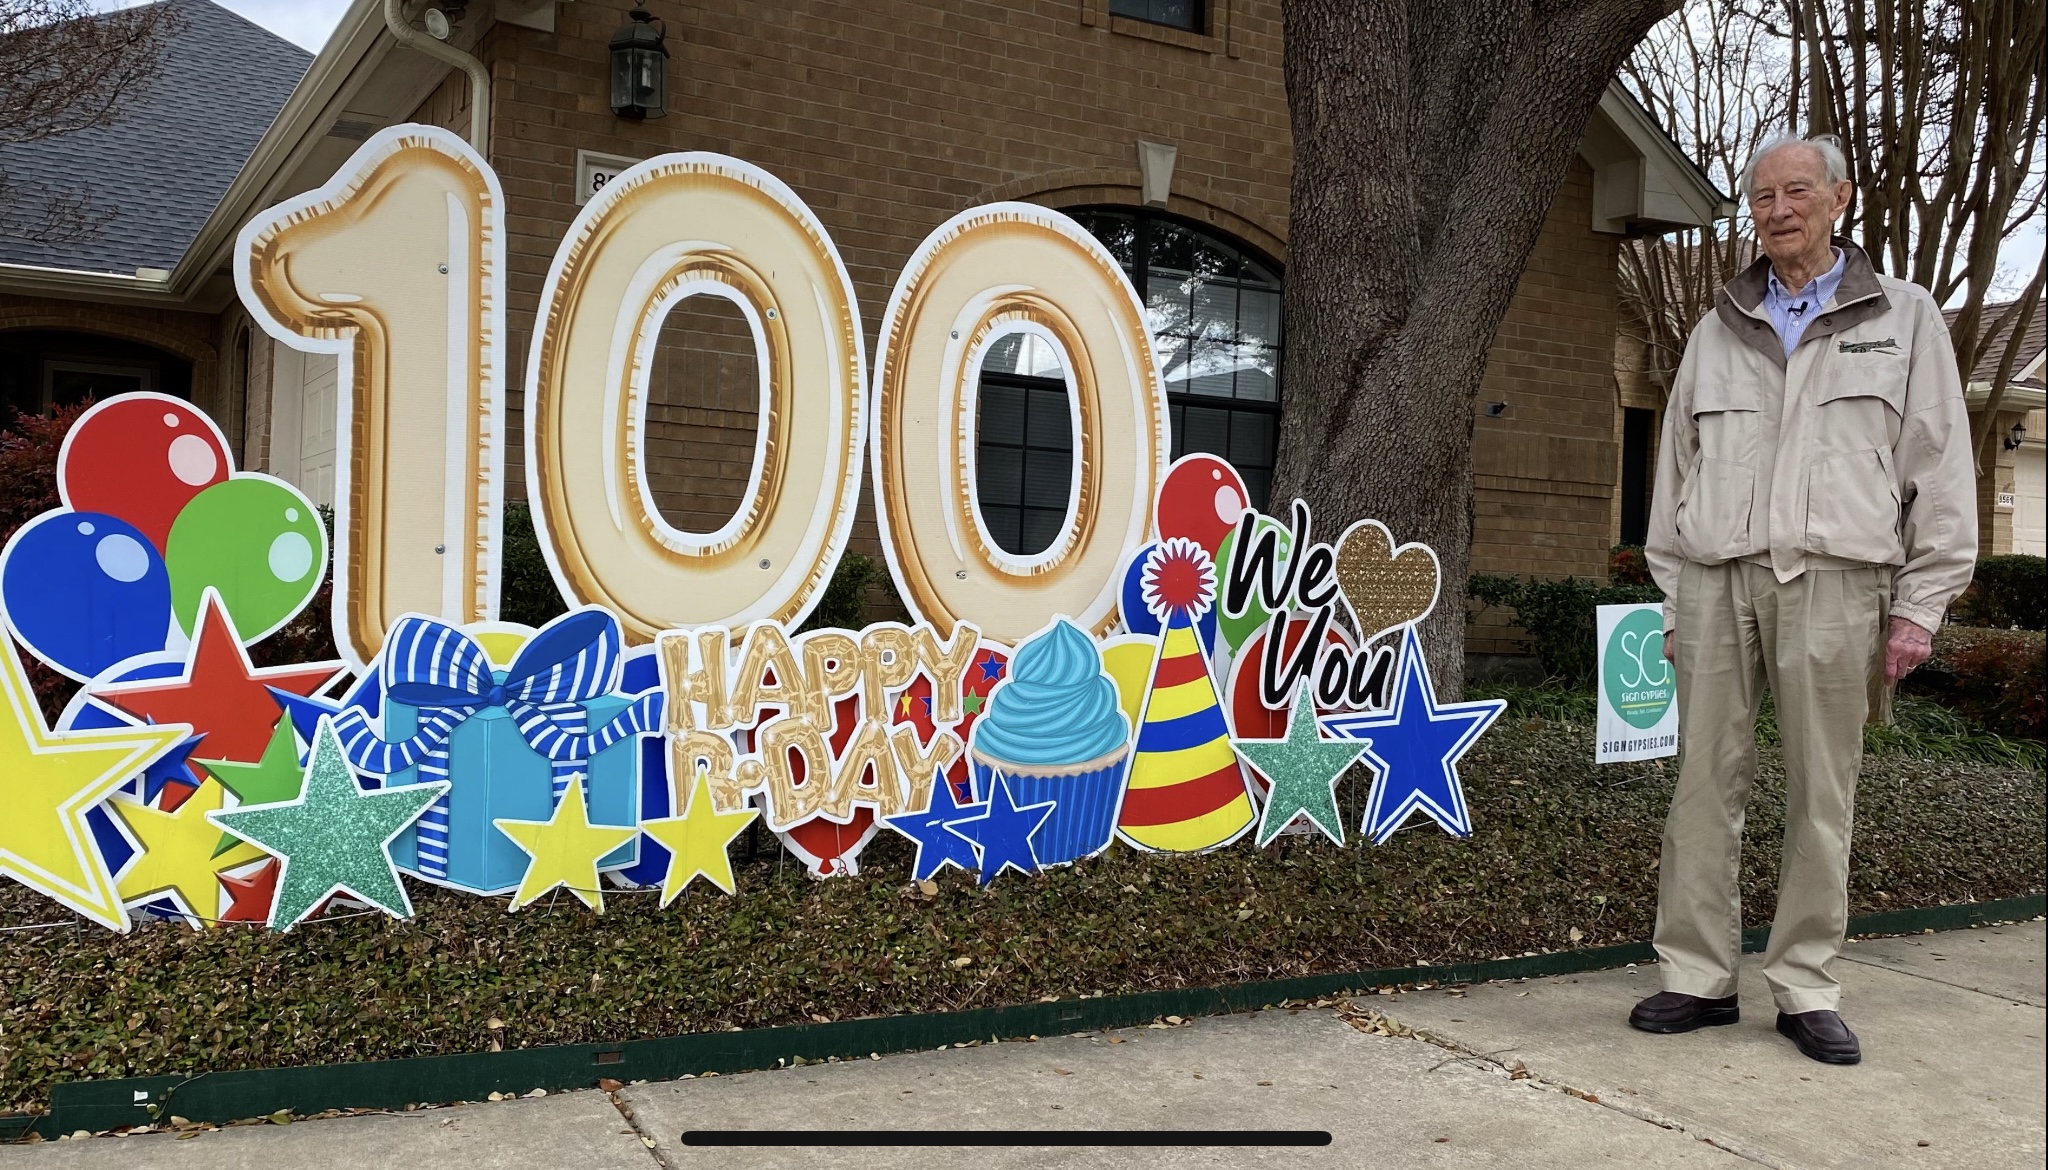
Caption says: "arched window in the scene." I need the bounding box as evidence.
[971,209,1283,556]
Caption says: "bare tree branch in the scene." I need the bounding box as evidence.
[0,0,179,243]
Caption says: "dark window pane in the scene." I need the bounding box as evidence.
[977,445,1023,506]
[1023,448,1073,509]
[1179,405,1230,455]
[1020,508,1066,554]
[1110,0,1201,31]
[982,505,1022,553]
[1240,466,1271,512]
[978,381,1027,442]
[1228,410,1274,468]
[1024,386,1072,448]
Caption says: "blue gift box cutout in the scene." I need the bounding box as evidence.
[384,687,641,895]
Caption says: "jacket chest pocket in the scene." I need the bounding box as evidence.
[1814,353,1907,441]
[1692,379,1764,466]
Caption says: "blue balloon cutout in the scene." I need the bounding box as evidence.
[1,511,171,680]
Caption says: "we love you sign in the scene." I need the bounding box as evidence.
[0,126,1502,933]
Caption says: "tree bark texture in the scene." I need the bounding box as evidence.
[1276,0,1679,695]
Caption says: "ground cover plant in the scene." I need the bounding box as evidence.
[4,715,2039,1114]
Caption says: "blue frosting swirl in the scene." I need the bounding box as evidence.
[973,619,1130,767]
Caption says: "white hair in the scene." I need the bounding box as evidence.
[1740,134,1850,197]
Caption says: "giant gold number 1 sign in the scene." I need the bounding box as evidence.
[241,125,1165,661]
[237,127,506,671]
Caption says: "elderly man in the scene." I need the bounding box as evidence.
[1634,134,1976,1064]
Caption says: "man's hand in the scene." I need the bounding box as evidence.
[1884,617,1933,686]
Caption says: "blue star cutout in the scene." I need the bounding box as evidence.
[138,732,204,804]
[271,668,376,748]
[943,775,1053,885]
[882,765,984,881]
[977,656,1005,683]
[1319,628,1504,844]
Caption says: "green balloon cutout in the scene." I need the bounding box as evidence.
[165,476,327,641]
[1215,515,1292,654]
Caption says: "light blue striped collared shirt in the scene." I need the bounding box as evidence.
[1763,248,1845,359]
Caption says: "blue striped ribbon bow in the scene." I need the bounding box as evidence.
[331,609,665,879]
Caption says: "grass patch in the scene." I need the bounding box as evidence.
[2,719,2039,1112]
[1470,682,2044,770]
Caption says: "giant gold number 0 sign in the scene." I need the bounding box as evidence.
[236,126,506,670]
[873,207,1168,644]
[524,156,867,641]
[241,128,1165,647]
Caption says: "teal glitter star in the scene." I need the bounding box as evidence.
[1238,689,1365,848]
[208,717,448,931]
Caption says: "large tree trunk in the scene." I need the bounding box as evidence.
[1275,0,1679,695]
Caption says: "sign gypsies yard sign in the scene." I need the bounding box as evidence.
[1595,603,1679,764]
[0,126,1502,933]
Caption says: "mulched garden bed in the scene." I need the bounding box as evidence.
[4,717,2041,1112]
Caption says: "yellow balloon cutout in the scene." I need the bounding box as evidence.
[493,775,638,912]
[0,635,189,931]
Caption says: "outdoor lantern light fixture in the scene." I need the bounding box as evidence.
[2006,419,2028,451]
[610,7,669,120]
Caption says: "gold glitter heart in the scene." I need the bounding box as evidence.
[1333,520,1441,645]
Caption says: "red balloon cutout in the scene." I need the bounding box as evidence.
[59,394,230,552]
[1156,453,1249,557]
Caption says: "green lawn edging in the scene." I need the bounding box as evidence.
[10,892,2039,1141]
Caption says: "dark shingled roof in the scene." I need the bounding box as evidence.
[1945,300,2048,389]
[0,0,310,274]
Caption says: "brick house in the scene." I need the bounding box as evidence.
[1,0,1727,654]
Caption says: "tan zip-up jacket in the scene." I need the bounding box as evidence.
[1646,240,1977,634]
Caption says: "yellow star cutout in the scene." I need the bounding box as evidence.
[110,781,267,926]
[0,635,187,931]
[493,775,637,912]
[637,768,759,904]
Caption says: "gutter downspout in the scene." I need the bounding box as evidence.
[382,0,490,153]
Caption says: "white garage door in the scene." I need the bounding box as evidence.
[2016,443,2045,556]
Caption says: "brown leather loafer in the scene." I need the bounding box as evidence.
[1629,990,1740,1034]
[1777,1010,1862,1064]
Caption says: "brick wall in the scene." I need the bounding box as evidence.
[1466,161,1621,655]
[472,0,1292,556]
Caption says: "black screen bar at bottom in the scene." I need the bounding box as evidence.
[683,1130,1333,1147]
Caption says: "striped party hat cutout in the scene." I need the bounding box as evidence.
[1116,538,1256,853]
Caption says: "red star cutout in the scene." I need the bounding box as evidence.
[218,857,280,923]
[96,594,342,764]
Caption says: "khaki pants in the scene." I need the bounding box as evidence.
[1655,560,1889,1014]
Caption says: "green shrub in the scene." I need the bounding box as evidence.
[1608,543,1654,586]
[1468,574,1662,684]
[499,501,570,629]
[1950,554,2047,630]
[1908,626,2047,742]
[799,551,889,633]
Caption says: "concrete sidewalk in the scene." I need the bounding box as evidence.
[5,920,2040,1169]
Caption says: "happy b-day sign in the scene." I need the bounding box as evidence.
[0,126,1500,932]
